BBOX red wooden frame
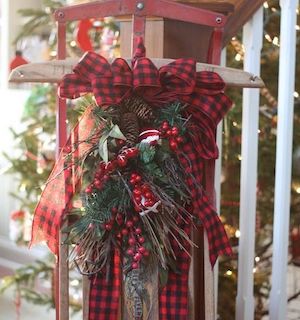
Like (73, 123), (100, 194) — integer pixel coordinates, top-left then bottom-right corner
(54, 1), (226, 319)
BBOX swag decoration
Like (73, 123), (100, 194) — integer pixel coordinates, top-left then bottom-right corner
(31, 38), (233, 319)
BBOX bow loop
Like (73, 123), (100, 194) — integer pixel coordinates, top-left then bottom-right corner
(159, 59), (196, 95)
(59, 73), (91, 100)
(111, 58), (133, 102)
(132, 57), (162, 97)
(195, 71), (225, 95)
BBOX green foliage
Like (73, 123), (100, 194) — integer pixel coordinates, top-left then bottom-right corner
(153, 101), (188, 131)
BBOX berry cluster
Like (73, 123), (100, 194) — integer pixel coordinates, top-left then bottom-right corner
(129, 173), (158, 210)
(85, 147), (139, 194)
(85, 162), (109, 194)
(117, 147), (139, 167)
(124, 218), (149, 269)
(159, 121), (184, 151)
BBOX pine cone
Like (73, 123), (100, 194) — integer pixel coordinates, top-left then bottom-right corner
(120, 113), (139, 147)
(122, 96), (153, 121)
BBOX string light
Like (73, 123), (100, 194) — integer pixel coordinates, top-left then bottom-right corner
(40, 184), (46, 191)
(235, 53), (242, 61)
(238, 154), (242, 161)
(235, 229), (241, 238)
(226, 270), (233, 276)
(271, 7), (277, 12)
(37, 168), (44, 174)
(272, 36), (280, 46)
(232, 121), (238, 127)
(255, 256), (260, 262)
(70, 40), (77, 47)
(263, 2), (269, 9)
(253, 267), (257, 273)
(295, 25), (300, 31)
(296, 187), (300, 194)
(70, 279), (80, 286)
(265, 34), (272, 42)
(294, 91), (299, 98)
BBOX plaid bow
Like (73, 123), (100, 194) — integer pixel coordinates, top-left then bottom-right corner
(31, 39), (232, 319)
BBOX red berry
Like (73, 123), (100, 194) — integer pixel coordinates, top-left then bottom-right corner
(121, 228), (129, 236)
(117, 155), (127, 167)
(126, 220), (133, 228)
(133, 188), (142, 196)
(162, 121), (169, 130)
(171, 126), (179, 136)
(99, 162), (106, 170)
(128, 238), (136, 246)
(141, 185), (150, 192)
(134, 253), (142, 261)
(127, 248), (134, 256)
(166, 130), (172, 137)
(125, 148), (139, 158)
(129, 178), (136, 185)
(169, 140), (178, 151)
(176, 136), (184, 143)
(133, 216), (139, 222)
(131, 173), (137, 179)
(147, 200), (155, 207)
(131, 262), (139, 269)
(138, 236), (145, 244)
(135, 228), (142, 235)
(94, 179), (102, 189)
(144, 200), (152, 207)
(135, 175), (142, 183)
(107, 160), (117, 172)
(143, 249), (149, 257)
(134, 195), (142, 203)
(85, 186), (93, 193)
(144, 192), (153, 199)
(103, 175), (110, 182)
(138, 247), (146, 254)
(105, 223), (112, 231)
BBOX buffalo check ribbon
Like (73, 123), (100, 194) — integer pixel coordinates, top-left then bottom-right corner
(31, 38), (232, 319)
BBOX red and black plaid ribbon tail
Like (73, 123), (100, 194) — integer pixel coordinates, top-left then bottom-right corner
(159, 222), (191, 319)
(31, 106), (96, 253)
(89, 249), (121, 320)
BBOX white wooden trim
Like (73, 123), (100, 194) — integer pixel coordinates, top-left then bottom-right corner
(269, 0), (299, 319)
(235, 6), (263, 320)
(213, 48), (226, 319)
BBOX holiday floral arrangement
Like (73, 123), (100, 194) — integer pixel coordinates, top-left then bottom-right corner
(31, 40), (233, 319)
(66, 98), (193, 276)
